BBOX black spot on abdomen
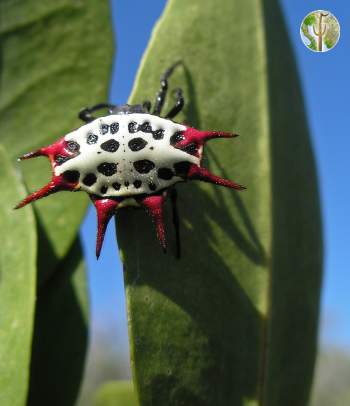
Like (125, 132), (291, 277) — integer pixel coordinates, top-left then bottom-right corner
(62, 170), (80, 183)
(100, 185), (108, 194)
(174, 161), (191, 177)
(97, 162), (118, 176)
(100, 124), (109, 135)
(128, 137), (147, 152)
(110, 122), (119, 134)
(157, 168), (174, 180)
(55, 155), (70, 165)
(101, 139), (119, 152)
(128, 121), (138, 133)
(66, 140), (80, 152)
(182, 143), (197, 155)
(82, 173), (97, 186)
(112, 182), (121, 191)
(170, 131), (184, 145)
(87, 133), (98, 144)
(133, 180), (142, 188)
(139, 121), (152, 133)
(152, 129), (164, 140)
(148, 182), (157, 191)
(133, 160), (155, 174)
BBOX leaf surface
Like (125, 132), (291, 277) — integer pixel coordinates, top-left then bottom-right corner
(0, 0), (114, 275)
(116, 0), (322, 405)
(0, 1), (114, 404)
(0, 146), (36, 406)
(27, 239), (88, 406)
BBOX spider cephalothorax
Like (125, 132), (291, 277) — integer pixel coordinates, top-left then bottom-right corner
(16, 62), (245, 258)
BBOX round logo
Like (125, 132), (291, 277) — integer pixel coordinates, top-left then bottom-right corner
(300, 10), (340, 52)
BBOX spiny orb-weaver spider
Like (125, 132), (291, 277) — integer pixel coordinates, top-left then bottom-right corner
(16, 62), (245, 258)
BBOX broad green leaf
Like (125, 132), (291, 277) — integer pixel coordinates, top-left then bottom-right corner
(27, 238), (88, 406)
(94, 381), (139, 406)
(0, 1), (113, 404)
(0, 146), (36, 406)
(116, 0), (322, 405)
(0, 0), (114, 276)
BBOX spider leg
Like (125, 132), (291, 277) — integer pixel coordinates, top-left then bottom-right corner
(79, 103), (116, 123)
(170, 188), (181, 259)
(152, 60), (182, 116)
(165, 88), (185, 119)
(142, 100), (152, 113)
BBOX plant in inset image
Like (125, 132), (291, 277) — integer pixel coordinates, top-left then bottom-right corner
(301, 10), (340, 52)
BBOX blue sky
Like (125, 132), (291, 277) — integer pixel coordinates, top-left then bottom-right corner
(80, 0), (350, 361)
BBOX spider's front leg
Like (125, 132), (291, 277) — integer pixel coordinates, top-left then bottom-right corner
(165, 88), (185, 119)
(152, 60), (183, 117)
(79, 103), (115, 123)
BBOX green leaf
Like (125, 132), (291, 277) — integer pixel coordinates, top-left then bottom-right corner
(0, 1), (114, 404)
(0, 145), (36, 406)
(94, 381), (139, 406)
(116, 0), (322, 405)
(0, 0), (114, 273)
(27, 239), (89, 406)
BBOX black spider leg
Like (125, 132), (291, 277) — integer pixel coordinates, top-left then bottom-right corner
(152, 60), (183, 117)
(79, 103), (116, 123)
(165, 88), (185, 119)
(142, 100), (152, 112)
(170, 188), (181, 259)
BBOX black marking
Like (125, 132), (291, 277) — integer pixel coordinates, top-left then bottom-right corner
(158, 167), (174, 180)
(100, 185), (108, 194)
(152, 129), (164, 140)
(110, 122), (119, 134)
(55, 155), (69, 165)
(62, 170), (80, 183)
(128, 137), (147, 152)
(182, 142), (197, 155)
(82, 173), (97, 186)
(101, 139), (119, 152)
(97, 162), (118, 176)
(133, 160), (155, 174)
(150, 146), (154, 150)
(124, 181), (130, 187)
(149, 182), (157, 191)
(112, 182), (121, 191)
(101, 124), (109, 135)
(87, 133), (98, 144)
(170, 131), (184, 145)
(133, 180), (142, 188)
(139, 121), (152, 133)
(66, 140), (80, 152)
(128, 121), (138, 133)
(174, 161), (191, 177)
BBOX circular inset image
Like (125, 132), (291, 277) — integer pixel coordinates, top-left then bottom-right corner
(300, 10), (340, 52)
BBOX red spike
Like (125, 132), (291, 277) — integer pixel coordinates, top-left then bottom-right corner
(188, 164), (246, 190)
(14, 174), (78, 209)
(182, 127), (238, 145)
(15, 179), (61, 209)
(91, 198), (119, 259)
(18, 148), (45, 161)
(198, 130), (239, 141)
(18, 137), (76, 164)
(139, 195), (167, 251)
